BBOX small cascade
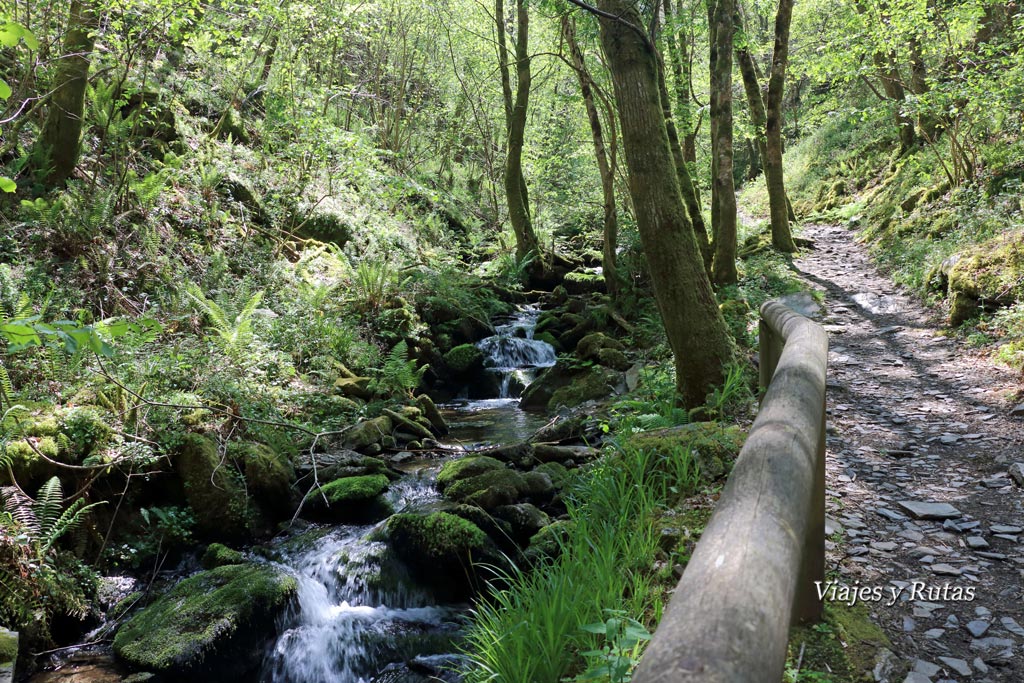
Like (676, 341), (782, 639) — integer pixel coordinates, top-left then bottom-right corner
(263, 476), (462, 683)
(475, 306), (556, 398)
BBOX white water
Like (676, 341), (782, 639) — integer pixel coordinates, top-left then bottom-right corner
(475, 306), (556, 398)
(263, 476), (461, 683)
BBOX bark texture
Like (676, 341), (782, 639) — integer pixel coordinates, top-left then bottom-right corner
(594, 1), (735, 408)
(764, 0), (797, 252)
(708, 0), (738, 284)
(35, 0), (98, 187)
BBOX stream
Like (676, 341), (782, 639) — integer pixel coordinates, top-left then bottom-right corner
(25, 307), (555, 683)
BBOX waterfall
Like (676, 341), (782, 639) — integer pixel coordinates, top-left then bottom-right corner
(475, 307), (556, 399)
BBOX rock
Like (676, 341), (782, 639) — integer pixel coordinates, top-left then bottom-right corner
(113, 564), (296, 679)
(575, 332), (625, 361)
(303, 474), (392, 522)
(1011, 404), (1024, 417)
(937, 657), (971, 676)
(532, 444), (597, 464)
(415, 394), (449, 435)
(442, 344), (485, 376)
(897, 501), (962, 520)
(382, 409), (433, 441)
(990, 524), (1023, 534)
(912, 659), (941, 677)
(522, 362), (620, 412)
(174, 433), (251, 539)
(521, 471), (556, 500)
(619, 423), (746, 484)
(297, 449), (391, 482)
(385, 512), (504, 598)
(201, 543), (244, 569)
(0, 629), (16, 683)
(965, 536), (989, 550)
(334, 376), (373, 400)
(342, 415), (393, 451)
(492, 504), (550, 545)
(902, 672), (931, 683)
(234, 442), (297, 519)
(930, 563), (962, 576)
(1009, 462), (1024, 487)
(871, 541), (898, 551)
(1001, 617), (1024, 636)
(524, 519), (576, 566)
(965, 620), (990, 637)
(531, 412), (590, 443)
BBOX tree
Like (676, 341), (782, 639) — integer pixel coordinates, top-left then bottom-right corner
(734, 0), (797, 252)
(32, 0), (99, 188)
(589, 0), (736, 408)
(495, 0), (543, 270)
(708, 0), (738, 284)
(561, 15), (620, 297)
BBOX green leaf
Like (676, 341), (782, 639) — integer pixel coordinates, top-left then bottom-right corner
(0, 323), (39, 345)
(0, 176), (15, 193)
(0, 24), (19, 47)
(0, 78), (11, 100)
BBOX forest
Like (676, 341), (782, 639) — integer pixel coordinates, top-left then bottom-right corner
(1, 0), (1022, 681)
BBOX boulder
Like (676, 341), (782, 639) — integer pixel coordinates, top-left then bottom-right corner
(415, 394), (449, 435)
(113, 564), (296, 680)
(384, 512), (503, 599)
(334, 376), (373, 401)
(382, 409), (433, 441)
(575, 332), (624, 360)
(174, 434), (250, 539)
(548, 365), (621, 411)
(342, 415), (393, 451)
(234, 443), (297, 519)
(947, 232), (1024, 326)
(0, 629), (16, 682)
(296, 449), (392, 482)
(436, 456), (528, 510)
(620, 423), (746, 485)
(201, 544), (244, 569)
(524, 520), (576, 566)
(492, 504), (550, 545)
(303, 474), (392, 522)
(442, 344), (485, 376)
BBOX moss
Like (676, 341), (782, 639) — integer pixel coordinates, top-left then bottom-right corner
(23, 416), (59, 437)
(548, 365), (619, 411)
(174, 433), (250, 539)
(524, 520), (576, 565)
(201, 543), (244, 569)
(113, 564), (296, 677)
(59, 406), (113, 459)
(341, 415), (392, 451)
(443, 343), (484, 375)
(787, 602), (891, 682)
(533, 461), (570, 489)
(947, 231), (1024, 325)
(436, 456), (504, 491)
(232, 442), (296, 518)
(562, 270), (606, 294)
(0, 629), (17, 664)
(443, 467), (528, 510)
(110, 592), (144, 619)
(621, 422), (746, 484)
(576, 332), (624, 360)
(534, 330), (563, 352)
(387, 512), (487, 560)
(303, 474), (392, 521)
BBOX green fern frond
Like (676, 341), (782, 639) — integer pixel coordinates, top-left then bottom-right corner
(2, 486), (39, 538)
(34, 476), (65, 538)
(38, 497), (105, 558)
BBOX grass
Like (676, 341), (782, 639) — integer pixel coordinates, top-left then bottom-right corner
(462, 429), (707, 682)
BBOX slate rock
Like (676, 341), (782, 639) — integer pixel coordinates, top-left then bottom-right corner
(965, 620), (990, 637)
(897, 501), (962, 520)
(937, 657), (971, 676)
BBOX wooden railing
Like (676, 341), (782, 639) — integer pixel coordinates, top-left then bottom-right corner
(633, 300), (829, 683)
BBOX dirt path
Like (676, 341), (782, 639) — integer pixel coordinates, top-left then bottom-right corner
(790, 224), (1024, 682)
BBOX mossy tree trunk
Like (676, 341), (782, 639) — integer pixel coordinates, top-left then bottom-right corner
(708, 0), (738, 285)
(764, 0), (798, 252)
(495, 0), (543, 271)
(664, 0), (698, 165)
(33, 0), (98, 188)
(593, 0), (736, 409)
(562, 16), (620, 298)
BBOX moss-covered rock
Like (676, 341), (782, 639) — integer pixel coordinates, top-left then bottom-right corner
(113, 564), (296, 680)
(341, 415), (393, 451)
(620, 422), (746, 485)
(436, 456), (530, 510)
(201, 543), (244, 569)
(533, 462), (570, 489)
(492, 503), (550, 545)
(233, 443), (297, 519)
(435, 456), (505, 490)
(562, 270), (606, 295)
(548, 365), (620, 411)
(334, 376), (373, 401)
(946, 231), (1024, 326)
(415, 394), (449, 435)
(174, 434), (250, 539)
(575, 332), (624, 360)
(303, 474), (392, 522)
(382, 408), (433, 441)
(524, 520), (576, 566)
(442, 344), (485, 375)
(59, 406), (113, 460)
(385, 512), (502, 598)
(0, 628), (17, 671)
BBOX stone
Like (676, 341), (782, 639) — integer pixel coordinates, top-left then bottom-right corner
(965, 536), (989, 549)
(937, 657), (971, 676)
(965, 620), (990, 637)
(990, 524), (1023, 534)
(173, 433), (251, 539)
(113, 564), (296, 679)
(897, 501), (962, 520)
(876, 507), (908, 522)
(1000, 617), (1024, 637)
(1009, 462), (1024, 486)
(930, 563), (961, 575)
(1010, 404), (1024, 417)
(902, 672), (931, 683)
(342, 415), (393, 451)
(923, 628), (946, 639)
(971, 657), (988, 674)
(302, 474), (392, 522)
(415, 394), (449, 435)
(871, 541), (898, 551)
(912, 659), (941, 677)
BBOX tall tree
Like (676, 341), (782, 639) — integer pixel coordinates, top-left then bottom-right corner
(708, 0), (738, 284)
(589, 1), (735, 408)
(495, 0), (543, 269)
(663, 0), (699, 164)
(33, 0), (99, 187)
(561, 15), (620, 297)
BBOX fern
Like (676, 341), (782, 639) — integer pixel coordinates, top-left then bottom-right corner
(184, 283), (264, 364)
(2, 477), (104, 561)
(376, 340), (427, 397)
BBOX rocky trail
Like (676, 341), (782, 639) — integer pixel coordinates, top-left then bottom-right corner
(790, 224), (1024, 682)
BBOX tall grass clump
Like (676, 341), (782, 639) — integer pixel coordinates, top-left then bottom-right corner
(463, 439), (701, 682)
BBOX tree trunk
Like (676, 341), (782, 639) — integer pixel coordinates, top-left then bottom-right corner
(663, 0), (697, 165)
(562, 16), (619, 298)
(656, 48), (711, 272)
(764, 0), (797, 252)
(593, 1), (735, 409)
(34, 0), (98, 188)
(495, 0), (543, 268)
(709, 0), (738, 285)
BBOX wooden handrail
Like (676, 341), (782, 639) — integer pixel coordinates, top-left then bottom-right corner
(633, 300), (828, 683)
